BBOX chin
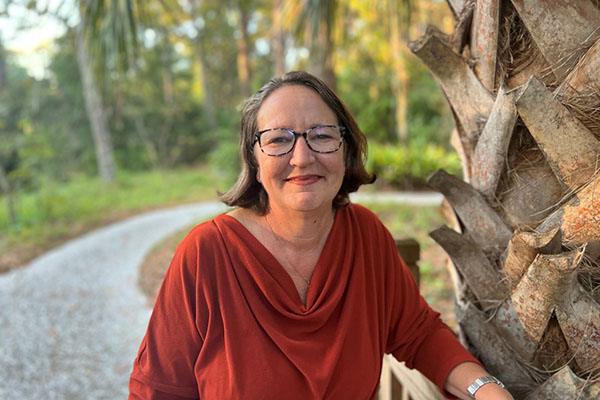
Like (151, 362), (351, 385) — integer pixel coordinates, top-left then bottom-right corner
(288, 194), (334, 213)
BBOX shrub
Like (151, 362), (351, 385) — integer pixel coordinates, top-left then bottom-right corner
(366, 142), (462, 189)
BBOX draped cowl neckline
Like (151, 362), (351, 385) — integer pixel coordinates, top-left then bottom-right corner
(215, 209), (355, 318)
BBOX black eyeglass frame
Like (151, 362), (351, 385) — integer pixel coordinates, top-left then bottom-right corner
(254, 125), (346, 157)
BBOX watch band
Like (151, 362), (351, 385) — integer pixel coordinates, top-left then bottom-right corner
(467, 376), (505, 399)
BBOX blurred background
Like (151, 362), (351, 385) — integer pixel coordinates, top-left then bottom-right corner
(0, 0), (460, 320)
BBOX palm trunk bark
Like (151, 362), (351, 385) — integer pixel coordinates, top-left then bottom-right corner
(411, 0), (600, 398)
(76, 20), (116, 183)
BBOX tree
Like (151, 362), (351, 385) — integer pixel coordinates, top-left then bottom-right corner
(76, 12), (116, 182)
(410, 0), (600, 397)
(272, 0), (286, 77)
(386, 0), (411, 142)
(289, 0), (338, 89)
(235, 0), (253, 98)
(0, 39), (16, 225)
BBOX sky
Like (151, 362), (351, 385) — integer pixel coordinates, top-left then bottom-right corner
(1, 0), (74, 78)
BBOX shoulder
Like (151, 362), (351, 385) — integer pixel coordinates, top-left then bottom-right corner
(168, 214), (230, 271)
(177, 216), (222, 250)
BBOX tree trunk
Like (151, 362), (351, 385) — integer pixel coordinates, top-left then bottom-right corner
(191, 1), (217, 135)
(76, 21), (116, 183)
(0, 41), (16, 225)
(272, 0), (286, 77)
(236, 0), (252, 98)
(411, 0), (600, 398)
(0, 164), (16, 226)
(389, 0), (409, 143)
(158, 34), (175, 166)
(305, 0), (337, 90)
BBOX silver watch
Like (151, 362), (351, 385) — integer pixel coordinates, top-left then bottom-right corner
(467, 376), (505, 399)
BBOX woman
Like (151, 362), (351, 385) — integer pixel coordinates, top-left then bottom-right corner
(129, 71), (513, 399)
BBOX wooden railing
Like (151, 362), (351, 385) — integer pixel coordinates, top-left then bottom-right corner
(377, 239), (446, 400)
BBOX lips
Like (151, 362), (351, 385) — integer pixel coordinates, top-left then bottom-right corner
(285, 175), (322, 185)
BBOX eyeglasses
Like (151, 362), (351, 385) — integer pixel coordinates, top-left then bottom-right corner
(254, 125), (345, 157)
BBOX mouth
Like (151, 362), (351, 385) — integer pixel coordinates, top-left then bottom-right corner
(284, 175), (323, 185)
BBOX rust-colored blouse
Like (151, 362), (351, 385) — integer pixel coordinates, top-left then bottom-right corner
(129, 204), (478, 399)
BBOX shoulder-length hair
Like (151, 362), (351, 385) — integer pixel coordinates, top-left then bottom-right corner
(220, 71), (375, 215)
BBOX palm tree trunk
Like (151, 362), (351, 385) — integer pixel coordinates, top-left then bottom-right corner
(76, 21), (116, 183)
(305, 0), (337, 90)
(272, 0), (286, 77)
(411, 0), (600, 398)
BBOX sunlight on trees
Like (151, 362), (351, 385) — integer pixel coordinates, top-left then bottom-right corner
(0, 0), (459, 227)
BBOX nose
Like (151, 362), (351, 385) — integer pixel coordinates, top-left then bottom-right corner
(289, 135), (316, 167)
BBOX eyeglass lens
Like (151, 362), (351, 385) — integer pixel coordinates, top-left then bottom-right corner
(259, 126), (343, 156)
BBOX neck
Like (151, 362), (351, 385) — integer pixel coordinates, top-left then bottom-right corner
(265, 205), (335, 252)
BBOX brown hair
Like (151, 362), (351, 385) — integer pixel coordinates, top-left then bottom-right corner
(220, 71), (375, 214)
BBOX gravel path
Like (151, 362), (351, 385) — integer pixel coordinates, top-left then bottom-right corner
(350, 191), (443, 205)
(0, 202), (227, 400)
(0, 192), (441, 399)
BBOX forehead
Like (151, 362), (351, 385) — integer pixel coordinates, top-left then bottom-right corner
(257, 85), (337, 129)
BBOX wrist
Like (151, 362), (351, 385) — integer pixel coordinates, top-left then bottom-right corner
(467, 376), (505, 399)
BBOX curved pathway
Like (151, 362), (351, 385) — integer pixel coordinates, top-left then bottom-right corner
(0, 203), (227, 400)
(0, 193), (441, 399)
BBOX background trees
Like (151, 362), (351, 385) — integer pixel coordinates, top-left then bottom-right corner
(0, 0), (460, 250)
(0, 0), (456, 190)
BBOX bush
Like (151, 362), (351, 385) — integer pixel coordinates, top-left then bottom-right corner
(366, 142), (462, 189)
(207, 139), (241, 192)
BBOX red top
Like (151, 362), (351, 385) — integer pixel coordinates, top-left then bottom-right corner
(129, 204), (478, 399)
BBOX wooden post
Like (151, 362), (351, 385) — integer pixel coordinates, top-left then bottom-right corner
(395, 238), (420, 285)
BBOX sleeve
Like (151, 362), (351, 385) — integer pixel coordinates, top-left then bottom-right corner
(129, 232), (206, 399)
(383, 231), (481, 399)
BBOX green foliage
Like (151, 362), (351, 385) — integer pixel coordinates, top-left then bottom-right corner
(0, 166), (220, 240)
(366, 141), (461, 188)
(405, 56), (454, 149)
(1, 0), (459, 206)
(337, 62), (396, 143)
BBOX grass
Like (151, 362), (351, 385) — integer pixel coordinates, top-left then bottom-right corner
(0, 165), (224, 272)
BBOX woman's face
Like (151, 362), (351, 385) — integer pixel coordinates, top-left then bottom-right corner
(255, 85), (346, 215)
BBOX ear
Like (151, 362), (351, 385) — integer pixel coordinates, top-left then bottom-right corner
(256, 168), (262, 183)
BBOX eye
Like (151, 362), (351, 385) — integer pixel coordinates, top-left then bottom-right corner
(310, 126), (339, 141)
(263, 129), (294, 145)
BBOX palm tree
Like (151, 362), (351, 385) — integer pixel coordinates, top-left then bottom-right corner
(76, 9), (117, 182)
(76, 0), (139, 182)
(410, 0), (600, 398)
(288, 0), (337, 89)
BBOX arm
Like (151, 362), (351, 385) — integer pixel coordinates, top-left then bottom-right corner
(444, 362), (514, 400)
(129, 230), (207, 399)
